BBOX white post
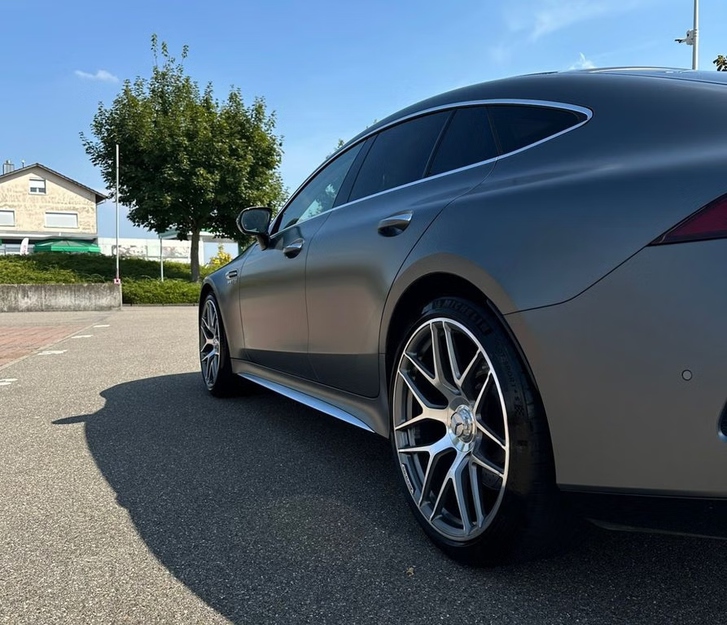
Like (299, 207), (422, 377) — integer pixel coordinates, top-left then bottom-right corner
(115, 144), (121, 284)
(692, 0), (699, 70)
(159, 236), (164, 282)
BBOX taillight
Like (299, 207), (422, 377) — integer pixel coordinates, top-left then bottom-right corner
(651, 194), (727, 245)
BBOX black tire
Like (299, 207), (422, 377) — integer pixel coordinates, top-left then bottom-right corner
(199, 293), (248, 397)
(390, 296), (573, 565)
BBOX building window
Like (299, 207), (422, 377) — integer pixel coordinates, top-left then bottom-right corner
(0, 210), (15, 226)
(29, 177), (47, 194)
(45, 212), (78, 229)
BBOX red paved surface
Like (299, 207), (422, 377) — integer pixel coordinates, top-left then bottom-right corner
(0, 325), (85, 368)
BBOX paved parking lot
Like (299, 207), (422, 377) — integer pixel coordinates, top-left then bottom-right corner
(1, 306), (726, 624)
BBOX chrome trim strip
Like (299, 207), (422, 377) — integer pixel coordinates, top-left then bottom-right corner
(273, 99), (593, 235)
(239, 372), (375, 433)
(358, 99), (593, 141)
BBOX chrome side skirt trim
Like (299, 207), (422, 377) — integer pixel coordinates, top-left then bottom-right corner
(239, 372), (375, 433)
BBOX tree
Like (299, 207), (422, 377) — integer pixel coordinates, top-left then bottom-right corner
(715, 55), (727, 71)
(81, 35), (285, 281)
(207, 243), (233, 271)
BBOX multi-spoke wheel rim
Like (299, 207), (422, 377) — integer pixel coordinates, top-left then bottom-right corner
(393, 317), (509, 542)
(200, 298), (222, 388)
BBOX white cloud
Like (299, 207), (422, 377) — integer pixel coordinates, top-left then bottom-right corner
(569, 52), (596, 70)
(74, 69), (119, 83)
(505, 0), (654, 41)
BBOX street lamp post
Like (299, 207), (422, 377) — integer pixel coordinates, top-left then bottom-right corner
(115, 144), (121, 285)
(692, 0), (699, 71)
(675, 0), (699, 70)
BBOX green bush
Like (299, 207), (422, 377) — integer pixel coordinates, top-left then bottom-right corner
(0, 253), (209, 305)
(121, 279), (201, 305)
(0, 253), (212, 284)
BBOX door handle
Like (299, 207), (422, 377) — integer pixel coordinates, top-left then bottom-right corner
(377, 212), (412, 237)
(283, 238), (305, 258)
(225, 269), (238, 279)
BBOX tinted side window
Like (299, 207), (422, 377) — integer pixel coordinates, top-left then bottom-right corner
(348, 112), (449, 202)
(488, 105), (585, 155)
(428, 106), (498, 176)
(277, 143), (363, 232)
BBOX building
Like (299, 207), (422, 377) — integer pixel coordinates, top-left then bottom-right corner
(0, 161), (108, 254)
(96, 237), (196, 264)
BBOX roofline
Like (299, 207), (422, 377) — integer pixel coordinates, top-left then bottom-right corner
(0, 162), (109, 203)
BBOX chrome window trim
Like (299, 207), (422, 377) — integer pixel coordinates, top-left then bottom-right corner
(273, 99), (593, 236)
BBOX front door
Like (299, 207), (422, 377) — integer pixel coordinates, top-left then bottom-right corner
(238, 142), (363, 380)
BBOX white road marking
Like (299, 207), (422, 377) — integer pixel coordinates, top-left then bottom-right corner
(38, 350), (67, 355)
(0, 378), (17, 386)
(93, 324), (110, 328)
(72, 335), (93, 339)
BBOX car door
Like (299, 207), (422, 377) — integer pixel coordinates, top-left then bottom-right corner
(238, 143), (363, 379)
(305, 106), (499, 397)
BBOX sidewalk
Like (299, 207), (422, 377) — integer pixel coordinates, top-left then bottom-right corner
(0, 311), (111, 369)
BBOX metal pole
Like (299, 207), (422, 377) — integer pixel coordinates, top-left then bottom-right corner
(692, 0), (699, 70)
(159, 236), (164, 282)
(115, 144), (120, 284)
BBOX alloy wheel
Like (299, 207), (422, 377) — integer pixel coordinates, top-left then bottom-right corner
(200, 298), (222, 388)
(393, 317), (510, 541)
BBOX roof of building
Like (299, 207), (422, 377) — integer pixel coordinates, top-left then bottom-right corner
(0, 162), (109, 203)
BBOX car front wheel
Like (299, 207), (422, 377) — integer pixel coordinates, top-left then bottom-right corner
(199, 293), (240, 397)
(391, 297), (569, 565)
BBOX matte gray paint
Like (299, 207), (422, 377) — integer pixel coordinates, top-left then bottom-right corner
(506, 241), (727, 495)
(204, 70), (727, 501)
(238, 216), (331, 379)
(306, 160), (496, 396)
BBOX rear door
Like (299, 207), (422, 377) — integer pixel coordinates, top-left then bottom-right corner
(305, 106), (499, 396)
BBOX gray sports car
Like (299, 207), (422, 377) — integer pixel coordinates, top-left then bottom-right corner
(199, 68), (727, 565)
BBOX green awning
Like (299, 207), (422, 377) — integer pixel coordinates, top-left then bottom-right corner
(33, 239), (101, 254)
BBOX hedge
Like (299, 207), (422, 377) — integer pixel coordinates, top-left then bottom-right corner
(0, 253), (208, 305)
(121, 279), (201, 305)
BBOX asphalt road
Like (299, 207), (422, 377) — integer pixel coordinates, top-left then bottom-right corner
(1, 306), (726, 624)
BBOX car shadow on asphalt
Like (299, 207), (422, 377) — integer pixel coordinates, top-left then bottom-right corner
(54, 373), (727, 624)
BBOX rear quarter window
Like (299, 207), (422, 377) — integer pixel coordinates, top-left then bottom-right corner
(488, 105), (586, 155)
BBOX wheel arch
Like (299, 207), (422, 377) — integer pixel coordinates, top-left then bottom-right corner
(199, 281), (215, 315)
(382, 268), (542, 409)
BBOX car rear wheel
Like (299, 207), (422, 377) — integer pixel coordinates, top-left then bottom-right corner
(391, 297), (569, 565)
(199, 293), (243, 397)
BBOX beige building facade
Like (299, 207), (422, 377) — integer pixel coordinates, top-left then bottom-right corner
(0, 163), (107, 249)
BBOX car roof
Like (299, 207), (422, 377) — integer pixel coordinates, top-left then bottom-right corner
(348, 68), (727, 146)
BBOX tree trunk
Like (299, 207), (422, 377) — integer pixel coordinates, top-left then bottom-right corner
(190, 229), (201, 282)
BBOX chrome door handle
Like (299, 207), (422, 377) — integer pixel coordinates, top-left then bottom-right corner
(283, 238), (305, 258)
(377, 212), (412, 237)
(225, 269), (238, 279)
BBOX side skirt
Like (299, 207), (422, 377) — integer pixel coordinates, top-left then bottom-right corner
(231, 358), (390, 437)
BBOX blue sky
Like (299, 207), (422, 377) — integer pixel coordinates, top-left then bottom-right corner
(1, 0), (725, 241)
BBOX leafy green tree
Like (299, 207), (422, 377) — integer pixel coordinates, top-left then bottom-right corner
(715, 55), (727, 71)
(81, 35), (285, 281)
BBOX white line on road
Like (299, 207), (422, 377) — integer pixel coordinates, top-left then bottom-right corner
(72, 335), (93, 339)
(38, 350), (67, 355)
(93, 324), (110, 328)
(0, 378), (17, 386)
